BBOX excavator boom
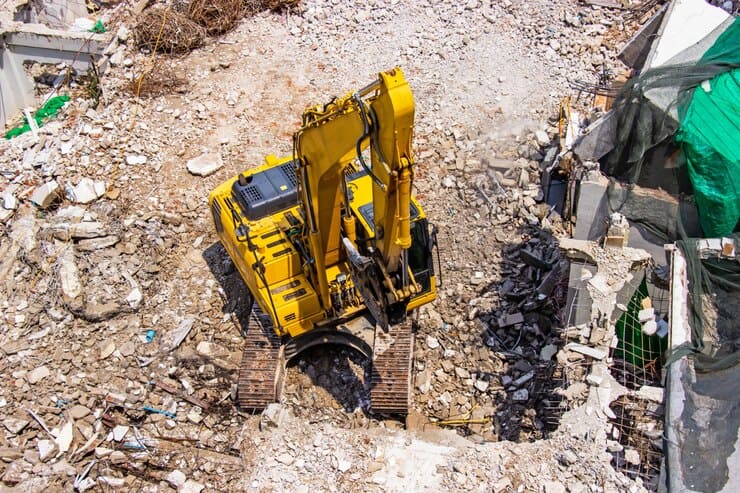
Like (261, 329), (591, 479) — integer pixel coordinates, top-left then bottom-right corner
(295, 68), (417, 314)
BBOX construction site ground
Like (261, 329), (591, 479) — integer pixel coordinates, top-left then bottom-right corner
(0, 1), (664, 491)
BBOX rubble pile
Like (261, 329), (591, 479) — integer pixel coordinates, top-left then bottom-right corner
(238, 403), (633, 493)
(0, 0), (662, 490)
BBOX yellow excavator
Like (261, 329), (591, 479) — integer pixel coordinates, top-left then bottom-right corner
(208, 67), (439, 414)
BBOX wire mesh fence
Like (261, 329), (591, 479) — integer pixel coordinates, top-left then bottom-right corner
(556, 256), (667, 491)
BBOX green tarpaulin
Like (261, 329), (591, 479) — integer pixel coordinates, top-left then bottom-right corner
(4, 95), (70, 139)
(675, 18), (740, 237)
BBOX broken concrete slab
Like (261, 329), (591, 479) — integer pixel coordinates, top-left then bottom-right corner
(77, 302), (122, 322)
(76, 235), (120, 251)
(565, 343), (606, 360)
(27, 365), (51, 384)
(67, 178), (106, 204)
(169, 318), (195, 351)
(3, 417), (29, 435)
(519, 248), (552, 270)
(48, 221), (107, 240)
(57, 245), (82, 302)
(498, 312), (524, 328)
(645, 0), (731, 69)
(30, 180), (61, 208)
(637, 385), (664, 403)
(186, 152), (223, 177)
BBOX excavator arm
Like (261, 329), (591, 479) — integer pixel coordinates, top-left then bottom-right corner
(294, 68), (418, 321)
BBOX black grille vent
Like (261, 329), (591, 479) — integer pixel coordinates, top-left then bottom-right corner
(284, 313), (297, 322)
(279, 162), (298, 187)
(211, 200), (223, 233)
(231, 160), (299, 220)
(243, 185), (263, 202)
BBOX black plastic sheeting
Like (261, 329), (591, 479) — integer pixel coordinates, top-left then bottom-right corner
(663, 237), (740, 493)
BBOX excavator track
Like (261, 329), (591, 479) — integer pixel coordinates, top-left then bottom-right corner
(237, 306), (284, 411)
(370, 321), (414, 414)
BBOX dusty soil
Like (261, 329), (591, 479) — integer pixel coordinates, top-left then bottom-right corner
(0, 0), (663, 491)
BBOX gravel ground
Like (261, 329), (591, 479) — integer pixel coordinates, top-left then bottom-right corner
(0, 0), (662, 491)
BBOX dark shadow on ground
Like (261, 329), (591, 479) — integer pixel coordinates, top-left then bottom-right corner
(472, 223), (571, 442)
(203, 241), (253, 326)
(202, 241), (374, 417)
(285, 344), (371, 416)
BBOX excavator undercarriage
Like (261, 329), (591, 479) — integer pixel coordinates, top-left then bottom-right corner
(236, 292), (415, 414)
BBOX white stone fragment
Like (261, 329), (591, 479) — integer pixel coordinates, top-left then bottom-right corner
(68, 178), (106, 204)
(38, 439), (57, 461)
(187, 152), (223, 177)
(30, 181), (60, 208)
(181, 480), (205, 493)
(28, 365), (50, 384)
(111, 425), (129, 442)
(126, 154), (147, 165)
(125, 287), (143, 309)
(426, 335), (440, 349)
(166, 469), (187, 488)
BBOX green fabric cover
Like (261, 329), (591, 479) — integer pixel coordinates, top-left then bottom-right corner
(5, 95), (70, 139)
(675, 18), (740, 237)
(614, 276), (667, 369)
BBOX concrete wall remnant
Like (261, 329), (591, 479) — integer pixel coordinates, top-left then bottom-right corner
(665, 241), (740, 493)
(14, 0), (89, 30)
(0, 21), (111, 130)
(0, 36), (36, 131)
(645, 0), (731, 69)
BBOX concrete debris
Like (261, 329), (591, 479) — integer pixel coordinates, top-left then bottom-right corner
(196, 341), (229, 358)
(186, 152), (224, 176)
(0, 0), (663, 490)
(37, 439), (57, 462)
(638, 307), (654, 322)
(540, 344), (558, 361)
(169, 318), (196, 351)
(54, 420), (74, 456)
(497, 312), (524, 327)
(544, 481), (567, 493)
(426, 335), (440, 349)
(260, 403), (287, 430)
(30, 180), (61, 208)
(67, 178), (106, 204)
(126, 154), (147, 165)
(99, 340), (116, 359)
(76, 235), (121, 251)
(181, 480), (206, 493)
(636, 386), (664, 403)
(125, 287), (143, 308)
(624, 448), (641, 466)
(564, 343), (607, 360)
(2, 185), (19, 210)
(111, 425), (129, 442)
(3, 418), (29, 435)
(49, 221), (108, 240)
(57, 245), (82, 301)
(98, 476), (126, 488)
(68, 405), (91, 420)
(166, 469), (187, 488)
(512, 389), (529, 401)
(27, 365), (51, 384)
(642, 320), (657, 335)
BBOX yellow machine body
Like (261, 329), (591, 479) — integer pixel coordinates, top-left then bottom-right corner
(208, 68), (437, 340)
